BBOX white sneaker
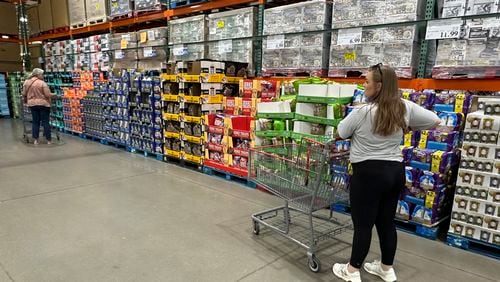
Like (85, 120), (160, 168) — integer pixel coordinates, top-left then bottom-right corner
(363, 260), (397, 282)
(33, 139), (39, 145)
(333, 263), (362, 282)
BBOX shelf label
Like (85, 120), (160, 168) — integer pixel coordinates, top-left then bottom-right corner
(218, 40), (233, 54)
(173, 45), (188, 56)
(114, 50), (124, 59)
(337, 28), (362, 45)
(266, 35), (285, 50)
(217, 20), (225, 29)
(426, 19), (463, 40)
(120, 39), (128, 49)
(147, 30), (156, 41)
(344, 51), (357, 61)
(143, 47), (155, 58)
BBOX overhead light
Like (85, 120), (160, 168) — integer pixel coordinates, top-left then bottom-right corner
(30, 41), (43, 45)
(1, 36), (9, 39)
(190, 5), (201, 8)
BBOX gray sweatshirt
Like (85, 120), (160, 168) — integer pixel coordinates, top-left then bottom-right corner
(338, 99), (440, 163)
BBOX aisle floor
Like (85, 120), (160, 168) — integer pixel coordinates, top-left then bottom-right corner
(0, 119), (498, 282)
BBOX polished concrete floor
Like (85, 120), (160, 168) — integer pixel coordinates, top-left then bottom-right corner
(0, 119), (498, 282)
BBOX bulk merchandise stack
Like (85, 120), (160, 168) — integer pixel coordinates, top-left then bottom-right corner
(108, 0), (134, 20)
(103, 71), (130, 146)
(82, 76), (107, 140)
(397, 90), (473, 237)
(0, 74), (9, 117)
(168, 15), (207, 63)
(62, 71), (93, 134)
(434, 2), (500, 79)
(129, 72), (164, 157)
(448, 97), (500, 251)
(6, 72), (24, 118)
(46, 72), (72, 130)
(137, 27), (168, 71)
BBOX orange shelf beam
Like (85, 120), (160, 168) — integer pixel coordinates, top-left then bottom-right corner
(0, 37), (21, 43)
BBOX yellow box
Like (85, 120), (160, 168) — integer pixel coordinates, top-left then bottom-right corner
(184, 96), (202, 104)
(162, 94), (179, 102)
(178, 74), (200, 83)
(202, 94), (224, 104)
(200, 73), (224, 83)
(164, 131), (181, 139)
(163, 113), (180, 121)
(165, 149), (181, 159)
(184, 153), (203, 164)
(183, 115), (203, 124)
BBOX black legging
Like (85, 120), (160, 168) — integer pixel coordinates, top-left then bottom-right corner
(349, 160), (404, 269)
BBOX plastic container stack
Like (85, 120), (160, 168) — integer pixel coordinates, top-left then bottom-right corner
(0, 74), (10, 117)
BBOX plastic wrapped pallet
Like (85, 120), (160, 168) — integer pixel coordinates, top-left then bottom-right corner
(138, 47), (167, 70)
(262, 32), (330, 76)
(169, 15), (207, 44)
(112, 49), (138, 69)
(111, 32), (138, 50)
(169, 44), (206, 62)
(207, 7), (256, 41)
(90, 52), (110, 71)
(432, 16), (500, 78)
(208, 39), (253, 65)
(85, 0), (108, 25)
(89, 34), (111, 52)
(137, 27), (168, 47)
(264, 0), (332, 35)
(135, 0), (166, 13)
(329, 24), (419, 78)
(108, 0), (133, 18)
(68, 0), (87, 28)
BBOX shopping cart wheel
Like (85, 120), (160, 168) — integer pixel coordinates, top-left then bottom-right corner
(308, 255), (321, 273)
(252, 220), (260, 235)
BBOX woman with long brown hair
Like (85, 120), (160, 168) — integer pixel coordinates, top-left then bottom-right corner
(332, 64), (440, 282)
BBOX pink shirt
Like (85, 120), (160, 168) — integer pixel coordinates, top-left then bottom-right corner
(22, 77), (52, 108)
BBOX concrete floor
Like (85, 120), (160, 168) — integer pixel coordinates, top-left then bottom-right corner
(0, 119), (498, 282)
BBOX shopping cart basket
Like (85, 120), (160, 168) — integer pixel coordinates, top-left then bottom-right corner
(249, 138), (352, 272)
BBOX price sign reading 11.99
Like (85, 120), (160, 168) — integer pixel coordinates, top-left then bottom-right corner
(425, 18), (463, 40)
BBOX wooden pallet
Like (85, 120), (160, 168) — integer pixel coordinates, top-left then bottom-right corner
(87, 17), (107, 26)
(109, 13), (134, 21)
(134, 8), (163, 17)
(447, 233), (500, 260)
(101, 139), (128, 149)
(70, 22), (86, 30)
(202, 166), (256, 188)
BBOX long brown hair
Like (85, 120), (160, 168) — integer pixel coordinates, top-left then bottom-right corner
(369, 64), (406, 136)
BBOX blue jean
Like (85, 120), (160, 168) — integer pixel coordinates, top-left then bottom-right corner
(30, 106), (51, 141)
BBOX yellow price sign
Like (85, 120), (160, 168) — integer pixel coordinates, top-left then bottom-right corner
(344, 51), (356, 61)
(140, 32), (147, 43)
(418, 130), (428, 149)
(120, 39), (128, 49)
(425, 191), (436, 209)
(217, 20), (225, 29)
(455, 93), (465, 113)
(113, 2), (118, 8)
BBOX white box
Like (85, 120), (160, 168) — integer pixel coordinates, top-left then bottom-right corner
(340, 84), (357, 97)
(296, 103), (315, 116)
(298, 84), (328, 97)
(327, 84), (340, 98)
(293, 121), (313, 135)
(257, 101), (291, 113)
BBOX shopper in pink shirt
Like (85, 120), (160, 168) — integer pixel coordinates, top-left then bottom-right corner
(22, 68), (56, 145)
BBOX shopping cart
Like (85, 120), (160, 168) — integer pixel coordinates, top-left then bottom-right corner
(20, 95), (61, 144)
(249, 138), (352, 272)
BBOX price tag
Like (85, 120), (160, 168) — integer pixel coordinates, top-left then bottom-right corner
(120, 39), (128, 49)
(344, 51), (357, 61)
(266, 35), (285, 49)
(217, 20), (225, 29)
(147, 30), (156, 41)
(337, 28), (362, 45)
(209, 27), (217, 35)
(173, 45), (188, 56)
(362, 45), (377, 56)
(143, 47), (154, 58)
(114, 50), (124, 59)
(425, 18), (463, 40)
(218, 40), (232, 53)
(140, 32), (147, 43)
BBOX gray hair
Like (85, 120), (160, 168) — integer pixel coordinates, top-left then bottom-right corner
(31, 68), (44, 78)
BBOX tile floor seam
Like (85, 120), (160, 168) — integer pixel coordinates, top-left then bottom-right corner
(0, 260), (14, 282)
(0, 171), (156, 204)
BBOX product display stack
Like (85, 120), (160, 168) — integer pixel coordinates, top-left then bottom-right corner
(168, 15), (207, 63)
(111, 32), (138, 70)
(433, 3), (500, 79)
(161, 73), (183, 161)
(108, 0), (134, 20)
(46, 72), (72, 130)
(134, 0), (166, 14)
(206, 7), (256, 75)
(103, 71), (130, 146)
(137, 27), (168, 71)
(62, 71), (94, 134)
(6, 72), (23, 118)
(448, 97), (500, 249)
(397, 90), (472, 229)
(262, 0), (332, 76)
(0, 74), (10, 117)
(129, 72), (163, 155)
(83, 79), (106, 140)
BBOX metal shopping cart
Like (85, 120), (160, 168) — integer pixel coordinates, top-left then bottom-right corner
(20, 95), (61, 144)
(249, 138), (352, 273)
